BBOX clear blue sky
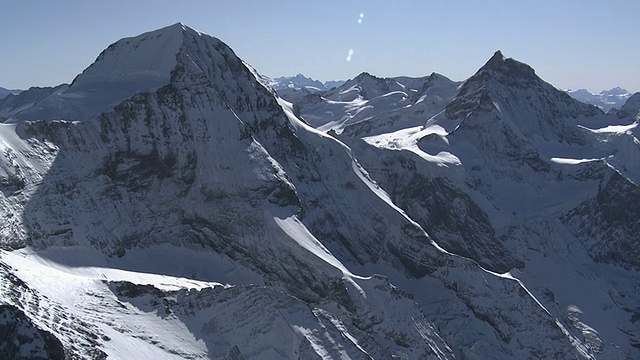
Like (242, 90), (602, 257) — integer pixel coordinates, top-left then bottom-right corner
(2, 0), (639, 92)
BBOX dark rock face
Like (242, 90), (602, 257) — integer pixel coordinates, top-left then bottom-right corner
(446, 51), (597, 146)
(351, 149), (520, 273)
(617, 92), (640, 119)
(0, 305), (65, 360)
(398, 175), (520, 272)
(562, 172), (640, 269)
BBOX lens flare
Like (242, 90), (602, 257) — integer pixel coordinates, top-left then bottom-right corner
(358, 13), (364, 24)
(346, 49), (354, 62)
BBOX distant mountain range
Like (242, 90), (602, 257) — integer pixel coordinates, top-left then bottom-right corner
(268, 75), (633, 114)
(267, 74), (345, 92)
(0, 85), (68, 121)
(566, 87), (632, 112)
(0, 87), (21, 100)
(3, 79), (631, 114)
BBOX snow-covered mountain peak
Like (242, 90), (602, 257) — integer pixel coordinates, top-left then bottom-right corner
(83, 22), (200, 74)
(266, 74), (346, 96)
(446, 50), (599, 123)
(441, 51), (609, 165)
(269, 73), (327, 92)
(289, 71), (460, 136)
(425, 71), (451, 84)
(344, 71), (385, 88)
(9, 22), (252, 123)
(275, 48), (640, 359)
(333, 72), (401, 101)
(445, 51), (531, 121)
(604, 86), (629, 96)
(350, 71), (390, 86)
(72, 23), (185, 85)
(352, 71), (380, 81)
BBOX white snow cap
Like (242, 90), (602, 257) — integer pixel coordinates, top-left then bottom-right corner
(10, 23), (201, 123)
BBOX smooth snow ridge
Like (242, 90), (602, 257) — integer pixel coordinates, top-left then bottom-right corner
(273, 215), (366, 279)
(9, 23), (188, 123)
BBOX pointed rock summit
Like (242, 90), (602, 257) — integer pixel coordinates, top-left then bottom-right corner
(446, 50), (598, 122)
(482, 50), (506, 70)
(474, 50), (538, 87)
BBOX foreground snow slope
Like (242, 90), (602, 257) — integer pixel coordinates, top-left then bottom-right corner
(0, 25), (637, 359)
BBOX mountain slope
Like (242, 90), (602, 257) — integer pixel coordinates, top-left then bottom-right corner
(0, 23), (454, 359)
(299, 50), (640, 358)
(2, 23), (447, 358)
